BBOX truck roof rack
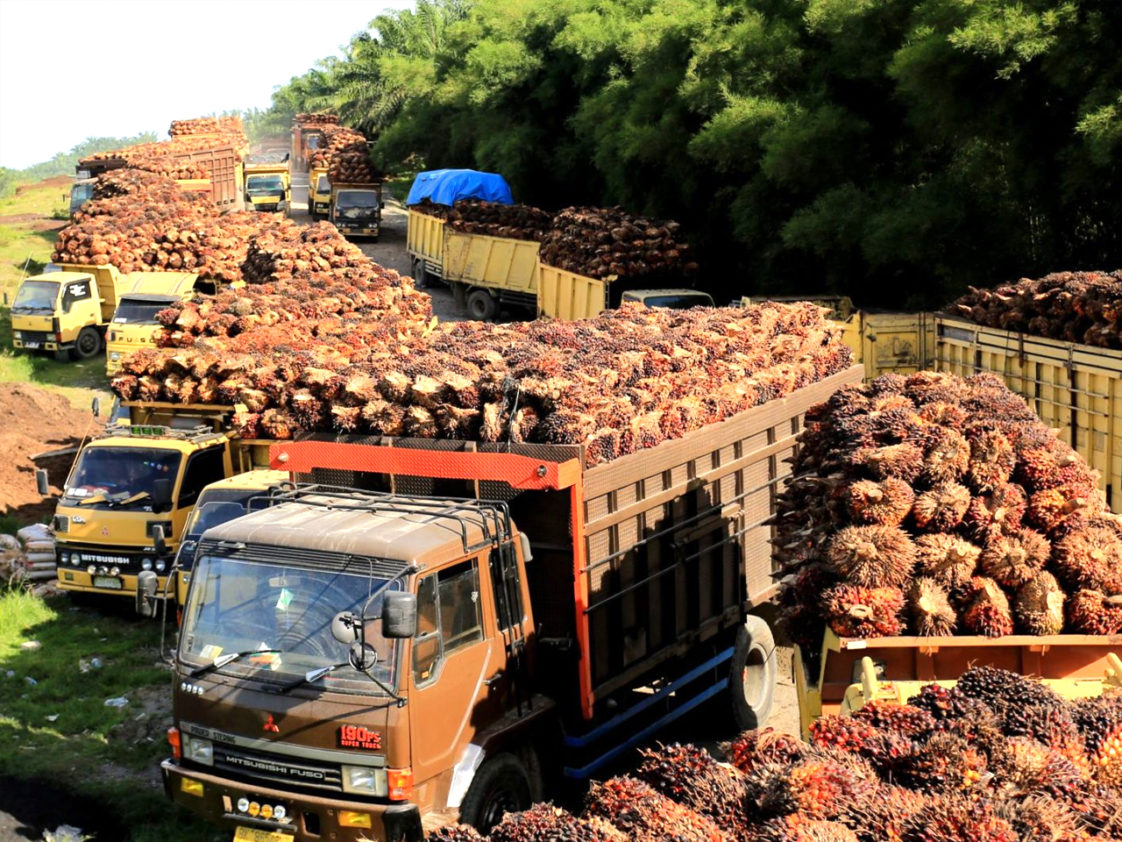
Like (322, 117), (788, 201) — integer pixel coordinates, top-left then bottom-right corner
(106, 423), (225, 445)
(267, 483), (515, 557)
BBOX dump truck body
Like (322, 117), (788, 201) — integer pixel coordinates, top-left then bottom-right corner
(105, 272), (198, 375)
(52, 402), (272, 600)
(11, 264), (120, 359)
(161, 366), (861, 841)
(245, 163), (291, 213)
(934, 314), (1122, 509)
(76, 144), (244, 211)
(794, 629), (1122, 737)
(330, 182), (382, 239)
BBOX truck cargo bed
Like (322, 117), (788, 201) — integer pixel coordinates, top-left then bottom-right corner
(934, 314), (1122, 508)
(269, 364), (862, 718)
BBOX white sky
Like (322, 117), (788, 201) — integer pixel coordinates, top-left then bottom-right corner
(0, 0), (413, 169)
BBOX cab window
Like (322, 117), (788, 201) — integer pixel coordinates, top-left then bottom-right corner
(61, 281), (92, 313)
(412, 559), (483, 685)
(177, 448), (227, 506)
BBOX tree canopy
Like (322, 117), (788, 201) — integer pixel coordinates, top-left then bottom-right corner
(262, 0), (1122, 308)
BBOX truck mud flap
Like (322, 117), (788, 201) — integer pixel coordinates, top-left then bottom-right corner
(383, 804), (423, 842)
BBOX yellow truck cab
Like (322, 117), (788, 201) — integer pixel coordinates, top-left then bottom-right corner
(69, 177), (96, 217)
(331, 182), (382, 240)
(171, 469), (291, 604)
(11, 265), (119, 359)
(244, 163), (291, 213)
(105, 272), (199, 375)
(308, 166), (331, 219)
(620, 289), (715, 309)
(51, 402), (270, 601)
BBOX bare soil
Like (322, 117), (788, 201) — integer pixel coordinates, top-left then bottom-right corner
(0, 383), (101, 523)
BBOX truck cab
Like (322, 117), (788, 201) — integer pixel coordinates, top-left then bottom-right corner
(52, 404), (269, 601)
(163, 487), (536, 841)
(245, 164), (291, 213)
(171, 469), (291, 604)
(69, 177), (96, 217)
(331, 183), (382, 240)
(105, 272), (198, 375)
(619, 289), (714, 309)
(11, 267), (116, 359)
(308, 167), (331, 220)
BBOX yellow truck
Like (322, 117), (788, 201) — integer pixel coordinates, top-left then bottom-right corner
(330, 181), (382, 239)
(105, 272), (199, 375)
(170, 469), (291, 604)
(307, 165), (331, 219)
(11, 264), (121, 359)
(244, 163), (291, 213)
(45, 401), (272, 602)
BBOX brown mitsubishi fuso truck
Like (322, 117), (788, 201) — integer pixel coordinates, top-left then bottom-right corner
(158, 366), (860, 841)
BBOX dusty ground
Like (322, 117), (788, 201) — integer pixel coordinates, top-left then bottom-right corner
(0, 383), (101, 524)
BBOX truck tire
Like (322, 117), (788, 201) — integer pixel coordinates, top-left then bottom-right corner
(71, 327), (102, 360)
(726, 615), (777, 731)
(458, 752), (534, 834)
(411, 259), (428, 288)
(466, 289), (498, 321)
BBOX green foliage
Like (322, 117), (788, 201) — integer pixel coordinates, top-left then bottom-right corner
(15, 134), (157, 184)
(253, 0), (1122, 308)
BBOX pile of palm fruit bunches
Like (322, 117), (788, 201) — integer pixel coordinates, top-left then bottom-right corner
(428, 669), (1122, 841)
(773, 371), (1122, 668)
(951, 270), (1122, 349)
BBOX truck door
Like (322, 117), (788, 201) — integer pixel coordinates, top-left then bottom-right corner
(60, 279), (96, 327)
(408, 556), (509, 788)
(173, 445), (229, 540)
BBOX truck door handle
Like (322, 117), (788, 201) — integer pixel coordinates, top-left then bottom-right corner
(484, 670), (504, 688)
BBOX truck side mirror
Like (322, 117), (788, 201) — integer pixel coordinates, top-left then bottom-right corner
(382, 592), (418, 639)
(91, 396), (101, 418)
(35, 469), (49, 497)
(153, 478), (173, 509)
(150, 524), (167, 556)
(136, 570), (159, 618)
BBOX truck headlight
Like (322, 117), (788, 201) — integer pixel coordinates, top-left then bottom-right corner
(87, 565), (96, 575)
(141, 558), (152, 571)
(109, 351), (120, 361)
(12, 331), (21, 339)
(59, 552), (70, 565)
(155, 559), (166, 573)
(184, 736), (213, 766)
(341, 765), (386, 796)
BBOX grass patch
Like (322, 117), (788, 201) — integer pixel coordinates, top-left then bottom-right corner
(0, 588), (222, 840)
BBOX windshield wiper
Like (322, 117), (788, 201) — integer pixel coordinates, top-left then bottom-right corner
(275, 662), (348, 694)
(77, 491), (151, 508)
(187, 648), (281, 678)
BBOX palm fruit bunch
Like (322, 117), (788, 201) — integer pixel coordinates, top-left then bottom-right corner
(633, 742), (749, 836)
(540, 206), (698, 284)
(488, 805), (624, 842)
(114, 292), (852, 467)
(445, 200), (553, 242)
(427, 826), (486, 842)
(951, 270), (1122, 349)
(581, 776), (730, 841)
(774, 370), (1122, 664)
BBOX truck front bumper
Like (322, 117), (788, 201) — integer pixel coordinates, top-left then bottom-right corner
(12, 330), (65, 352)
(162, 761), (423, 842)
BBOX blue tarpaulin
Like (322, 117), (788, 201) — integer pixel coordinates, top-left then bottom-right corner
(406, 169), (514, 207)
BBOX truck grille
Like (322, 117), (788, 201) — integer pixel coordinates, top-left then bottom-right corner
(15, 330), (53, 343)
(213, 745), (342, 792)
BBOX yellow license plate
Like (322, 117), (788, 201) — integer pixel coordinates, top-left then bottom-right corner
(233, 827), (294, 842)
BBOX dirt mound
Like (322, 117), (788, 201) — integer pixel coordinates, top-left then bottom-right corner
(0, 384), (100, 524)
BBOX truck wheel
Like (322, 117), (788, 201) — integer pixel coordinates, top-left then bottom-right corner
(726, 615), (777, 731)
(71, 327), (102, 360)
(458, 752), (534, 834)
(466, 290), (498, 321)
(411, 259), (428, 288)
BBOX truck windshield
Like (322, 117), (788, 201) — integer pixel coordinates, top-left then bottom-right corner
(113, 297), (175, 324)
(314, 175), (330, 194)
(12, 281), (59, 312)
(71, 183), (94, 205)
(247, 175), (285, 193)
(625, 293), (714, 309)
(336, 190), (378, 209)
(63, 446), (182, 509)
(180, 555), (399, 696)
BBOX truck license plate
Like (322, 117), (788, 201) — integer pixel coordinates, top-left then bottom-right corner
(23, 342), (40, 349)
(234, 827), (294, 842)
(93, 576), (123, 590)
